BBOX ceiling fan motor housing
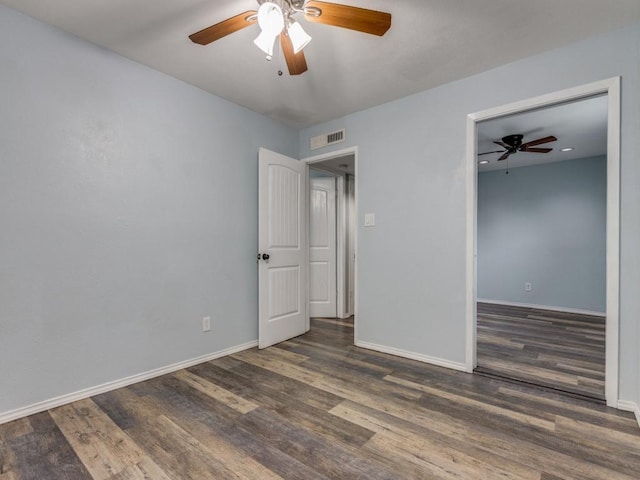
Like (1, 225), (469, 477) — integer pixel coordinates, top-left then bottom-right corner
(502, 134), (524, 148)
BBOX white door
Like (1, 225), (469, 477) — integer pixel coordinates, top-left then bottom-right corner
(258, 148), (308, 349)
(309, 176), (337, 318)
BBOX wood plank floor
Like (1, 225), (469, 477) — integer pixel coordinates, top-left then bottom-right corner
(476, 302), (606, 401)
(2, 316), (639, 479)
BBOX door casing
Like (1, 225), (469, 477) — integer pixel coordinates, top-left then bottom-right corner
(465, 77), (621, 407)
(303, 147), (359, 334)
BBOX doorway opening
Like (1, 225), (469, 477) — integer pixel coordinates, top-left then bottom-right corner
(466, 78), (620, 407)
(304, 148), (357, 336)
(475, 95), (608, 401)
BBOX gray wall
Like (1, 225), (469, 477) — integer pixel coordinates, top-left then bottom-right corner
(477, 157), (606, 313)
(0, 5), (297, 414)
(299, 23), (640, 405)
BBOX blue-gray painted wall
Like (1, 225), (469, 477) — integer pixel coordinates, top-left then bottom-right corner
(1, 1), (639, 417)
(0, 4), (297, 415)
(477, 157), (606, 312)
(299, 23), (640, 405)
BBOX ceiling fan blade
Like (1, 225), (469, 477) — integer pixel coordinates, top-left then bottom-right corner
(522, 147), (553, 154)
(497, 152), (511, 161)
(478, 150), (506, 156)
(493, 141), (510, 148)
(520, 135), (557, 148)
(304, 1), (391, 36)
(281, 33), (308, 75)
(189, 11), (257, 45)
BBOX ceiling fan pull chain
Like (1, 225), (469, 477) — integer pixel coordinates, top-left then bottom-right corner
(277, 36), (285, 76)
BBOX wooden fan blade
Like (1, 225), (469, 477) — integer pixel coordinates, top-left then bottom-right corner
(497, 152), (511, 161)
(520, 135), (557, 148)
(281, 33), (308, 75)
(304, 1), (391, 36)
(189, 11), (257, 45)
(478, 150), (506, 156)
(523, 147), (552, 153)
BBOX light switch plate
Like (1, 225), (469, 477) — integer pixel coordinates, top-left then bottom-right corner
(364, 213), (375, 227)
(202, 316), (211, 332)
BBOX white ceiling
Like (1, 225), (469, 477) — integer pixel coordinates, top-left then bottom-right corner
(2, 0), (639, 128)
(478, 94), (608, 172)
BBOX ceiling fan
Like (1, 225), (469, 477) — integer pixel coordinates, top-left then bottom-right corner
(189, 0), (392, 76)
(479, 134), (558, 161)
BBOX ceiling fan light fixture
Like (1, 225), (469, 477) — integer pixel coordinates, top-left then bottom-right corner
(253, 30), (277, 58)
(288, 21), (312, 53)
(257, 2), (284, 32)
(189, 1), (391, 76)
(253, 2), (284, 58)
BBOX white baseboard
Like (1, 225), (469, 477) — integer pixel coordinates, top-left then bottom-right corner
(355, 340), (467, 372)
(477, 299), (605, 317)
(0, 340), (258, 426)
(617, 400), (640, 428)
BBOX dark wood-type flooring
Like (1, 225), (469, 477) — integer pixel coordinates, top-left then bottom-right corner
(476, 302), (606, 401)
(2, 316), (639, 479)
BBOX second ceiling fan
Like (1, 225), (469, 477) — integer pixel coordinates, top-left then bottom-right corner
(479, 134), (558, 161)
(189, 0), (392, 76)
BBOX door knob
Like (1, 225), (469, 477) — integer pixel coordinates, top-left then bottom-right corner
(262, 253), (270, 260)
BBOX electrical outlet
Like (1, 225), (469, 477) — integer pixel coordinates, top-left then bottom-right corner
(202, 316), (211, 332)
(525, 282), (532, 292)
(364, 213), (375, 227)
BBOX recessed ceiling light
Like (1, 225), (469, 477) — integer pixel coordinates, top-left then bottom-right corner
(560, 147), (574, 152)
(478, 160), (490, 165)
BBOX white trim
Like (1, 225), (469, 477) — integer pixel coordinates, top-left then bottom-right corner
(465, 113), (478, 373)
(604, 77), (621, 408)
(617, 401), (640, 428)
(302, 145), (356, 164)
(0, 340), (258, 426)
(477, 299), (605, 317)
(303, 146), (358, 338)
(356, 341), (467, 372)
(346, 174), (356, 317)
(353, 154), (358, 339)
(305, 176), (311, 331)
(336, 175), (347, 318)
(465, 77), (621, 406)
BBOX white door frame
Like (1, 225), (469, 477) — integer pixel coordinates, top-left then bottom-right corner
(465, 77), (621, 407)
(303, 147), (358, 331)
(335, 175), (347, 318)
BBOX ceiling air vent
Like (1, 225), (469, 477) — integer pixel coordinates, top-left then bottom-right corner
(309, 129), (345, 150)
